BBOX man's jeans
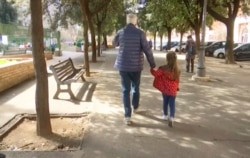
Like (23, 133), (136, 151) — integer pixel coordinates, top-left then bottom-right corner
(162, 94), (176, 117)
(119, 71), (141, 118)
(186, 54), (195, 72)
(186, 58), (194, 72)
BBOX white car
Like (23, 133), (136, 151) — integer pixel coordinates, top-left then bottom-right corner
(170, 42), (186, 52)
(213, 48), (225, 58)
(213, 43), (242, 58)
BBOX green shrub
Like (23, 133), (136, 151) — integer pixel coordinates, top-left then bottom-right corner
(75, 39), (84, 48)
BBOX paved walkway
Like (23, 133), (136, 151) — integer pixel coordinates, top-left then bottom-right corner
(1, 49), (250, 158)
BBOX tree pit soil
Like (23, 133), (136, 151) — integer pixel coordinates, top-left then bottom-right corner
(0, 115), (89, 151)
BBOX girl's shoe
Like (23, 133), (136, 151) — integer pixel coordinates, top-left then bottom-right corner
(168, 117), (174, 127)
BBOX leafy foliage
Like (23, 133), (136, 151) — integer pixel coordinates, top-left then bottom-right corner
(241, 1), (250, 15)
(206, 0), (241, 64)
(0, 0), (18, 24)
(93, 0), (123, 35)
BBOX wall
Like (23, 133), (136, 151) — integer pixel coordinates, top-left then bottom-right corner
(0, 59), (35, 93)
(235, 15), (250, 43)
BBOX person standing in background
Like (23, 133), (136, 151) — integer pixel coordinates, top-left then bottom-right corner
(148, 39), (153, 50)
(113, 13), (156, 125)
(185, 35), (196, 73)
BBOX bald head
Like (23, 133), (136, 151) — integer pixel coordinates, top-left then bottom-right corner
(126, 13), (137, 25)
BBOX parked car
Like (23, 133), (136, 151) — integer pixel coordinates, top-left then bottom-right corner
(162, 41), (179, 50)
(170, 42), (186, 52)
(154, 41), (161, 50)
(204, 41), (214, 47)
(233, 43), (250, 61)
(205, 41), (226, 56)
(213, 43), (242, 58)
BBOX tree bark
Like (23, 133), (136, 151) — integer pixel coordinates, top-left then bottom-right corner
(179, 31), (185, 53)
(30, 0), (52, 136)
(225, 19), (236, 64)
(79, 0), (90, 77)
(153, 31), (157, 50)
(83, 19), (90, 76)
(194, 24), (200, 49)
(88, 20), (97, 62)
(95, 10), (108, 56)
(97, 23), (102, 56)
(102, 33), (107, 48)
(167, 27), (172, 50)
(159, 34), (163, 51)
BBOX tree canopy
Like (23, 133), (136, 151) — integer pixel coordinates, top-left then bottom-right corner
(0, 0), (18, 24)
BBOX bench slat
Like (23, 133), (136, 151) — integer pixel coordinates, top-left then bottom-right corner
(57, 66), (75, 82)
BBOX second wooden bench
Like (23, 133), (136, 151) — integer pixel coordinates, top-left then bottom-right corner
(49, 58), (86, 99)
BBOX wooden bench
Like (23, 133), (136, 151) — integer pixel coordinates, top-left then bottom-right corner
(49, 58), (86, 99)
(3, 49), (27, 55)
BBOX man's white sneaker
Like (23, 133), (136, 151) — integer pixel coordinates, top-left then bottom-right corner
(168, 117), (174, 127)
(133, 108), (139, 113)
(132, 105), (140, 113)
(161, 115), (169, 121)
(124, 118), (132, 125)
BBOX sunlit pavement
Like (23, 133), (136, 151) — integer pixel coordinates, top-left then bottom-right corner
(1, 49), (250, 158)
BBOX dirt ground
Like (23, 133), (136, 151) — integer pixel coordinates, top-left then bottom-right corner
(0, 117), (89, 151)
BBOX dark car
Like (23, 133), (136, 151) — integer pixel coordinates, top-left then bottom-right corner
(204, 41), (214, 47)
(233, 43), (250, 61)
(205, 41), (226, 56)
(170, 42), (186, 52)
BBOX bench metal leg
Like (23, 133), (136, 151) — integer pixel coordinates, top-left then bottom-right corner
(81, 75), (86, 82)
(53, 84), (76, 100)
(53, 84), (61, 99)
(67, 84), (77, 100)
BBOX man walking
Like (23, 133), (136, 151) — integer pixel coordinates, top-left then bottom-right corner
(113, 13), (156, 125)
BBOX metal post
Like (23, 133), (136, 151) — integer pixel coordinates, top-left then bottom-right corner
(197, 0), (207, 77)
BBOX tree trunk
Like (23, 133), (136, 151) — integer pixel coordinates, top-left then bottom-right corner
(225, 20), (236, 64)
(97, 23), (102, 57)
(167, 27), (172, 50)
(194, 26), (201, 58)
(30, 0), (52, 136)
(194, 26), (200, 49)
(83, 2), (97, 62)
(88, 19), (97, 62)
(102, 33), (107, 48)
(83, 19), (90, 76)
(153, 31), (157, 50)
(180, 31), (184, 53)
(159, 34), (163, 51)
(79, 0), (90, 77)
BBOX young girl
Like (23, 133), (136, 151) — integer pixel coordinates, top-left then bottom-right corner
(150, 51), (180, 127)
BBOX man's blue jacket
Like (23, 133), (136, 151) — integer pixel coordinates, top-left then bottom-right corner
(113, 24), (156, 72)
